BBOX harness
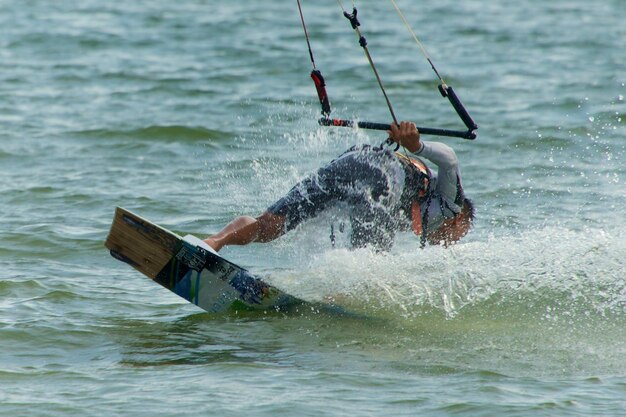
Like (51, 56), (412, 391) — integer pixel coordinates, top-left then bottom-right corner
(395, 152), (430, 199)
(327, 146), (433, 249)
(395, 152), (433, 249)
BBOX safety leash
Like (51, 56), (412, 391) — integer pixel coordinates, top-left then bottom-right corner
(338, 2), (398, 128)
(337, 3), (399, 150)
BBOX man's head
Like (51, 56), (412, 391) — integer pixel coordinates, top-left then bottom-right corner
(427, 198), (475, 247)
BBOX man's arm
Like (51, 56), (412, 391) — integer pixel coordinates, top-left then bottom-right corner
(204, 212), (285, 252)
(415, 141), (461, 206)
(388, 121), (462, 207)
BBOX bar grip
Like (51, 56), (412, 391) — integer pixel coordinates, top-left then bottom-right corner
(438, 84), (478, 131)
(318, 118), (476, 140)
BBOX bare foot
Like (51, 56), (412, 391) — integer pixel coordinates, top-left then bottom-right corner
(203, 237), (221, 252)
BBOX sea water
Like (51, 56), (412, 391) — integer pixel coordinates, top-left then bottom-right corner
(0, 0), (624, 416)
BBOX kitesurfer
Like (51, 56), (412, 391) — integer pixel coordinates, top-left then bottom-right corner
(204, 121), (474, 252)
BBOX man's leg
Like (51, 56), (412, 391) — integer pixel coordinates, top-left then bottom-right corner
(203, 149), (387, 252)
(204, 211), (285, 252)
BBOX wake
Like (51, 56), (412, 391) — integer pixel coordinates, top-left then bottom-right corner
(270, 224), (625, 321)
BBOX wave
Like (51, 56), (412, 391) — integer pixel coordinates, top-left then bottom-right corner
(0, 278), (47, 297)
(71, 125), (232, 142)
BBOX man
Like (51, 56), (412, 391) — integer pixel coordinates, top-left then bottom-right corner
(204, 121), (474, 252)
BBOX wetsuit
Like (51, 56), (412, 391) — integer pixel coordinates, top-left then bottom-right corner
(267, 141), (465, 249)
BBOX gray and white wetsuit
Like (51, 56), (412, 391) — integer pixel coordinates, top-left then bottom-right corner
(267, 141), (465, 249)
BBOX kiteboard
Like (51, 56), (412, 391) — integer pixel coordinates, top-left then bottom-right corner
(104, 207), (302, 313)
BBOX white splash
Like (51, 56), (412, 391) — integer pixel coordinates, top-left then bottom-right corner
(269, 225), (626, 320)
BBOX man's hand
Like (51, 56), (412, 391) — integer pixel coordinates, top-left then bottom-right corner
(388, 121), (422, 153)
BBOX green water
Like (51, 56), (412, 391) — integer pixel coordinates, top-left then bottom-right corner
(1, 1), (625, 416)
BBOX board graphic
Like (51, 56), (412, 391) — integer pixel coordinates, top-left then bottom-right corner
(104, 207), (301, 313)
